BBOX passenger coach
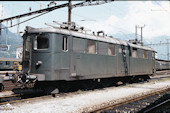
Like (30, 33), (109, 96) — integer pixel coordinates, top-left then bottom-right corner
(0, 58), (21, 71)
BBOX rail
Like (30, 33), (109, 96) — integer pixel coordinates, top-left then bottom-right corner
(91, 87), (170, 112)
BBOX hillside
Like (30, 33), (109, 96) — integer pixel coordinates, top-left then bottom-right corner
(0, 24), (23, 58)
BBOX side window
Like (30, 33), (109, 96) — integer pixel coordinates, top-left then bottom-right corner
(62, 36), (68, 51)
(119, 48), (122, 53)
(132, 48), (138, 58)
(24, 36), (31, 59)
(87, 40), (96, 54)
(0, 61), (2, 65)
(6, 61), (10, 65)
(26, 36), (31, 51)
(98, 42), (108, 55)
(108, 44), (116, 56)
(138, 49), (143, 58)
(73, 38), (85, 53)
(148, 51), (152, 59)
(143, 50), (148, 59)
(34, 34), (49, 50)
(152, 52), (155, 60)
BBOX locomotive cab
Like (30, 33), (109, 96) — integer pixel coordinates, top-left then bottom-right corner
(23, 33), (50, 73)
(20, 26), (71, 84)
(22, 31), (52, 83)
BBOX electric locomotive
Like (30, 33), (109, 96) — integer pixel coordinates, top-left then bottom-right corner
(0, 22), (156, 93)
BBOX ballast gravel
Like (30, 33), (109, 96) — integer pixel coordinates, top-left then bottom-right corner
(0, 78), (170, 113)
(0, 91), (14, 97)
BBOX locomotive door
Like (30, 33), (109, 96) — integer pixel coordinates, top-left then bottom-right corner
(117, 45), (130, 76)
(70, 37), (86, 77)
(71, 53), (83, 77)
(23, 35), (32, 73)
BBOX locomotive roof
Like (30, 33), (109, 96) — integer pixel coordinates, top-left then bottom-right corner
(25, 26), (155, 51)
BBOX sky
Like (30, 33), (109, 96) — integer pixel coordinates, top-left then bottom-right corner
(0, 1), (170, 42)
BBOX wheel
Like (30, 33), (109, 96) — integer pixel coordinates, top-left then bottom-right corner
(81, 80), (95, 90)
(58, 83), (70, 93)
(0, 83), (4, 92)
(101, 79), (112, 88)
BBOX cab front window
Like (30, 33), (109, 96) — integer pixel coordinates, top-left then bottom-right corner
(34, 34), (49, 50)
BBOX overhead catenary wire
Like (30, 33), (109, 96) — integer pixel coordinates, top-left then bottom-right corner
(154, 1), (169, 11)
(153, 1), (170, 14)
(33, 1), (96, 21)
(0, 11), (50, 30)
(0, 2), (75, 30)
(108, 2), (125, 16)
(17, 18), (20, 33)
(0, 1), (112, 30)
(6, 20), (8, 45)
(1, 1), (106, 24)
(0, 2), (69, 23)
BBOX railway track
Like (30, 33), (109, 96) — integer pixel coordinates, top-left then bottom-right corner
(0, 94), (46, 106)
(0, 71), (16, 74)
(0, 71), (169, 107)
(0, 88), (85, 106)
(91, 87), (170, 113)
(0, 88), (45, 105)
(2, 81), (23, 91)
(0, 94), (21, 104)
(0, 70), (169, 92)
(0, 77), (169, 112)
(0, 71), (22, 91)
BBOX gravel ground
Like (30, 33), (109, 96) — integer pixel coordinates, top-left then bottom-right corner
(0, 91), (14, 97)
(0, 79), (170, 113)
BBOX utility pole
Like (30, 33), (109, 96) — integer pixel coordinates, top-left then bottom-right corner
(167, 39), (170, 68)
(137, 25), (145, 46)
(0, 23), (1, 35)
(1, 5), (3, 19)
(135, 25), (137, 42)
(0, 5), (3, 36)
(140, 26), (144, 46)
(68, 0), (72, 25)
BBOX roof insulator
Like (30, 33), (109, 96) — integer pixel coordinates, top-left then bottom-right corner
(97, 30), (105, 37)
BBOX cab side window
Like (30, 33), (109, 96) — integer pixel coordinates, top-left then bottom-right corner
(34, 34), (49, 50)
(73, 38), (85, 53)
(132, 48), (138, 58)
(62, 36), (68, 51)
(143, 50), (148, 59)
(108, 44), (116, 56)
(138, 49), (143, 58)
(87, 40), (96, 54)
(98, 42), (108, 55)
